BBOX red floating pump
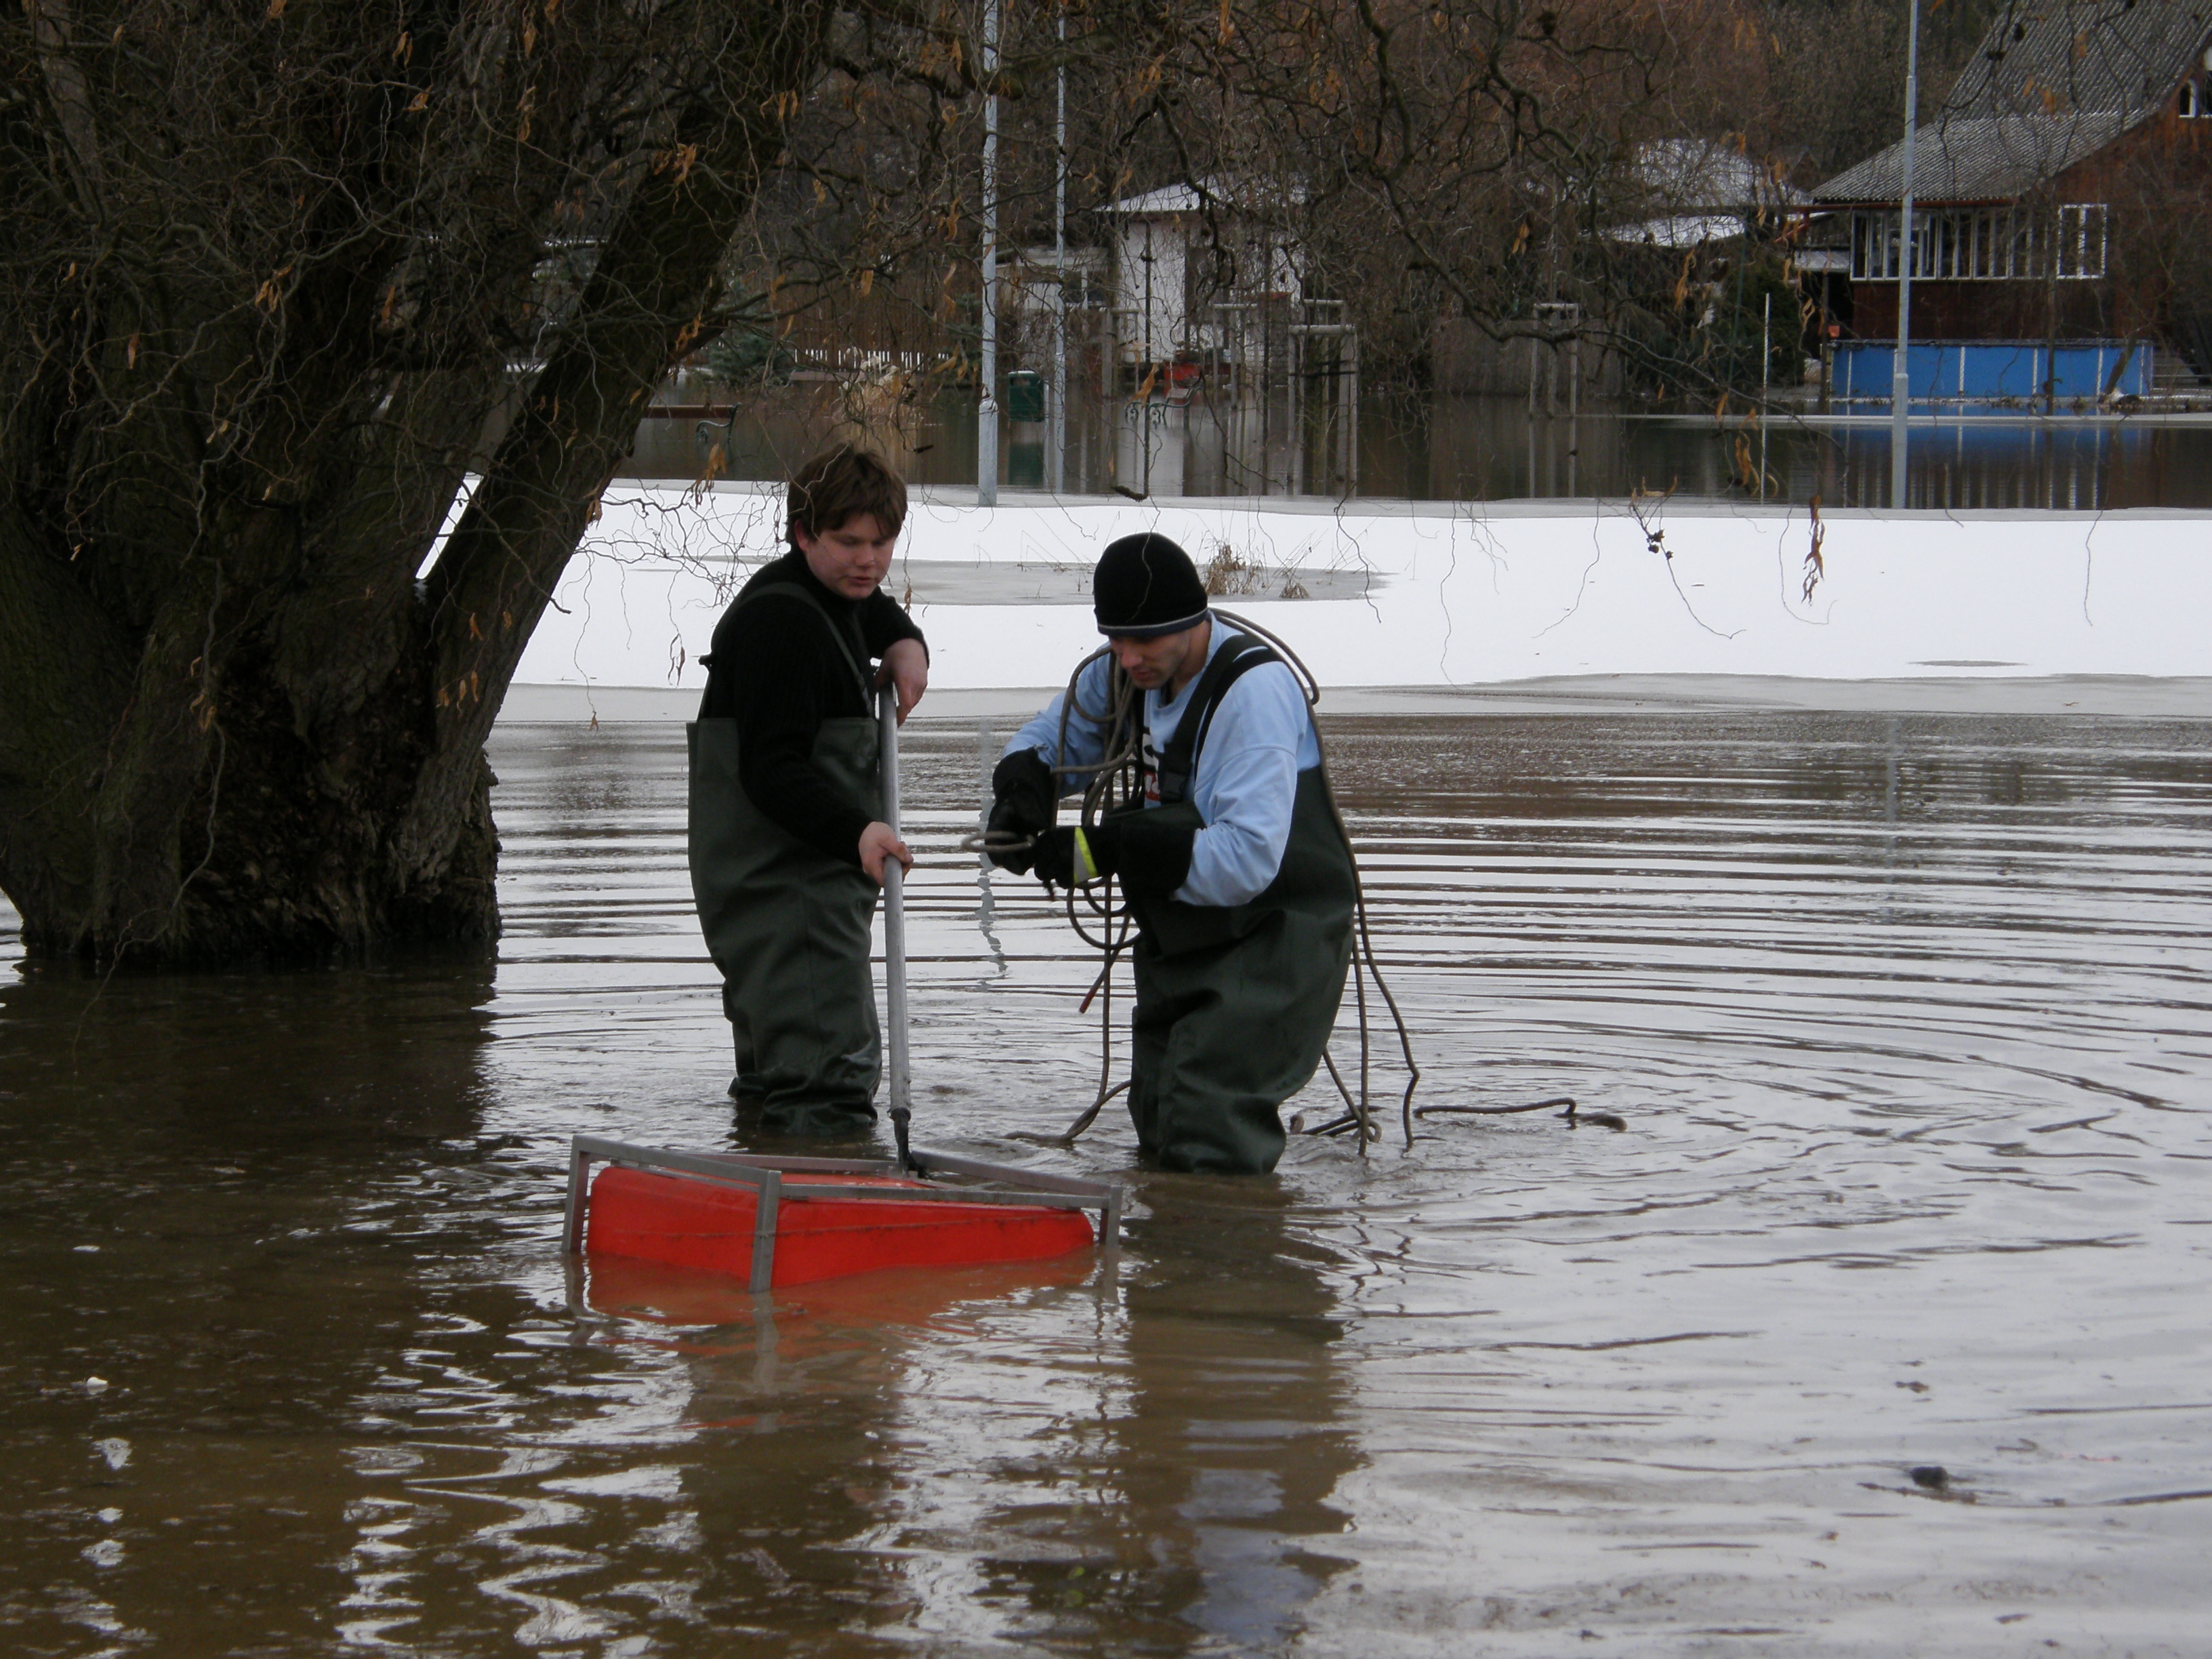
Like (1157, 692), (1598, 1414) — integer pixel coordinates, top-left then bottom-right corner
(564, 1137), (1119, 1293)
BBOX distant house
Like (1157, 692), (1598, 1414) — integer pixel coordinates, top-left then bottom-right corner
(1611, 138), (1811, 250)
(1099, 178), (1305, 372)
(1814, 0), (2212, 373)
(1604, 139), (1841, 359)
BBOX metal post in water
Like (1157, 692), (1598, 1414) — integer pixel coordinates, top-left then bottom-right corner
(1345, 325), (1359, 498)
(1100, 300), (1115, 488)
(1141, 220), (1154, 496)
(1568, 324), (1580, 497)
(978, 0), (1001, 508)
(1258, 285), (1271, 492)
(878, 686), (913, 1169)
(1890, 0), (1921, 509)
(1761, 290), (1771, 501)
(1525, 325), (1537, 496)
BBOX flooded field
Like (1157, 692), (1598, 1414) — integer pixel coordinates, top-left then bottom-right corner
(4, 703), (2210, 1656)
(632, 384), (2212, 511)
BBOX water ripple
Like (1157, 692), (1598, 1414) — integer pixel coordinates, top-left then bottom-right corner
(2, 707), (2207, 1654)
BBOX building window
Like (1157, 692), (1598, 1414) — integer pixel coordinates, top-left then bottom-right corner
(1849, 205), (2107, 281)
(2182, 79), (2202, 119)
(2057, 203), (2108, 279)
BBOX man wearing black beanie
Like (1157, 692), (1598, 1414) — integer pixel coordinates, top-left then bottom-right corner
(987, 533), (1356, 1174)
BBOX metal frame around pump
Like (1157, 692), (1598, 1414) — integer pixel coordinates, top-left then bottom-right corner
(563, 1134), (1124, 1295)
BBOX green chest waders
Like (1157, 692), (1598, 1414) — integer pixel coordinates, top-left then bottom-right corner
(1119, 647), (1358, 1176)
(689, 584), (884, 1137)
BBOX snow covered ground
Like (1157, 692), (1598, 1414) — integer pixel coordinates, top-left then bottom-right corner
(506, 481), (2211, 704)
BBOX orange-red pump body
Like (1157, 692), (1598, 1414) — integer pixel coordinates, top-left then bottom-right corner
(584, 1165), (1096, 1290)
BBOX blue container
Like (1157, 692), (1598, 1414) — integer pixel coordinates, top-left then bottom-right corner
(1832, 339), (2152, 403)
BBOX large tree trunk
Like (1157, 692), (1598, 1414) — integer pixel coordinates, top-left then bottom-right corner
(0, 1), (828, 965)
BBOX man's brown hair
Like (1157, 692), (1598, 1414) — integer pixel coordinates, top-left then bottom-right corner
(787, 444), (907, 544)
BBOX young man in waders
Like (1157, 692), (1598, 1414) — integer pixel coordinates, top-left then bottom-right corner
(689, 445), (927, 1138)
(987, 533), (1356, 1175)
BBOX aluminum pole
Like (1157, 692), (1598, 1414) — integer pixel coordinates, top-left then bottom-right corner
(1050, 3), (1067, 495)
(1890, 0), (1921, 509)
(1141, 220), (1154, 497)
(1761, 291), (1771, 501)
(878, 686), (912, 1168)
(978, 0), (1000, 506)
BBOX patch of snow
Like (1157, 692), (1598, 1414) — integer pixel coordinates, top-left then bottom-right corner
(511, 487), (2212, 695)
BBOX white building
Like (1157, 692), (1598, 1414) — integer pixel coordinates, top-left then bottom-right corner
(1101, 179), (1305, 367)
(1608, 138), (1811, 249)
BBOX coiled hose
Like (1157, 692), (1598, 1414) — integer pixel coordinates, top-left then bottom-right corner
(973, 609), (1422, 1153)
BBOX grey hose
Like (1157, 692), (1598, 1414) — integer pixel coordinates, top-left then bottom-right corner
(1008, 614), (1422, 1152)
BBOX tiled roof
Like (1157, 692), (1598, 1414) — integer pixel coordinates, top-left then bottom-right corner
(1814, 111), (2131, 201)
(1610, 213), (1773, 249)
(1814, 0), (2210, 202)
(1635, 138), (1810, 212)
(1947, 0), (2211, 121)
(1102, 176), (1303, 217)
(1103, 181), (1214, 216)
(1603, 139), (1811, 245)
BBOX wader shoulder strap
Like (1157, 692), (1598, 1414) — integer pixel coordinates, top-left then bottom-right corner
(730, 579), (875, 706)
(1151, 634), (1282, 806)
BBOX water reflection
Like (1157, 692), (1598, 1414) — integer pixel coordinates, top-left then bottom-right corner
(630, 381), (2212, 510)
(1089, 1186), (1355, 1649)
(0, 960), (501, 1654)
(571, 1186), (1353, 1652)
(1, 705), (2209, 1652)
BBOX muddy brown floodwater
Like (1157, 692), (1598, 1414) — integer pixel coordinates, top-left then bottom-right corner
(4, 704), (2210, 1657)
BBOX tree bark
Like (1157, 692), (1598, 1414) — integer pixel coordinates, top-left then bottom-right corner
(0, 1), (830, 965)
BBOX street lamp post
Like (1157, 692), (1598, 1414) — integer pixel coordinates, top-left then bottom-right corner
(1890, 0), (1921, 509)
(1050, 1), (1067, 495)
(978, 0), (1001, 507)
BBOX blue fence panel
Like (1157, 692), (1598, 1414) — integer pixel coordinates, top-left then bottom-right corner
(1962, 344), (2036, 398)
(1832, 340), (2152, 403)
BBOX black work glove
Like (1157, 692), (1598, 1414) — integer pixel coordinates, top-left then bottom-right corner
(1029, 825), (1092, 888)
(985, 748), (1057, 873)
(1031, 813), (1196, 897)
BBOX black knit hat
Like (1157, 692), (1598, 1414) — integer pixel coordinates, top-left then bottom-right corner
(1092, 533), (1209, 638)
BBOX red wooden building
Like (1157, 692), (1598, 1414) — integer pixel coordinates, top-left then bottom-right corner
(1814, 1), (2212, 369)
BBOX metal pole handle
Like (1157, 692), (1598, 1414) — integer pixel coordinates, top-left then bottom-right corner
(878, 684), (913, 1170)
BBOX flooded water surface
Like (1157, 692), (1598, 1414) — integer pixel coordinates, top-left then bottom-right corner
(4, 705), (2210, 1655)
(634, 384), (2212, 511)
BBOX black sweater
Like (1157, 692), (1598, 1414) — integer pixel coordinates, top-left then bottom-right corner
(697, 550), (926, 865)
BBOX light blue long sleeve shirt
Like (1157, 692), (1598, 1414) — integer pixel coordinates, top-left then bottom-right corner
(1005, 619), (1322, 907)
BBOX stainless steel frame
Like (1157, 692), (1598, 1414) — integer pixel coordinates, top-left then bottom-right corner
(563, 1134), (1122, 1295)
